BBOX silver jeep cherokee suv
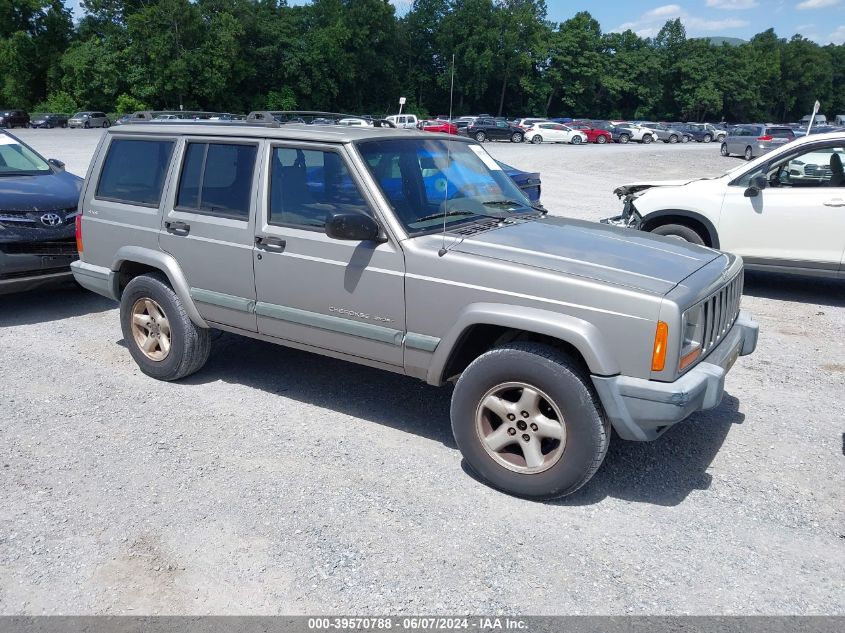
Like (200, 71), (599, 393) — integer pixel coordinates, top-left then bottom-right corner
(71, 122), (758, 499)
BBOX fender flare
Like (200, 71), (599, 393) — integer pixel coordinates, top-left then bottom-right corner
(426, 303), (621, 385)
(640, 209), (720, 249)
(111, 246), (208, 328)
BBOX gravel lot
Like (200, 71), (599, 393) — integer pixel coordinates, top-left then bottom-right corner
(2, 129), (843, 615)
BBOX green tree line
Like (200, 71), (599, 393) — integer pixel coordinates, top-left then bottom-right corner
(2, 0), (844, 121)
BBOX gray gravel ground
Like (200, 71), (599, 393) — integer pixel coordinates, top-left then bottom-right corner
(1, 129), (844, 615)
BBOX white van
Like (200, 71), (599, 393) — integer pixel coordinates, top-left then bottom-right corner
(834, 115), (845, 126)
(385, 114), (419, 129)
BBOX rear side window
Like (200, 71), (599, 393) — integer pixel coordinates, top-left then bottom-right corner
(176, 142), (257, 219)
(96, 138), (175, 206)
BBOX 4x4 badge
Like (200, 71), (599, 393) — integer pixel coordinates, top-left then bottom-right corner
(40, 212), (62, 227)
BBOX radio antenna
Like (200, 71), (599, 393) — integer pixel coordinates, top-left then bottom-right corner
(438, 53), (456, 257)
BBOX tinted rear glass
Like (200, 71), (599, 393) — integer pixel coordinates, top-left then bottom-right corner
(96, 138), (174, 206)
(767, 127), (795, 138)
(176, 142), (257, 219)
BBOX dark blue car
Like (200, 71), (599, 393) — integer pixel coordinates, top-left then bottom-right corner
(0, 130), (82, 293)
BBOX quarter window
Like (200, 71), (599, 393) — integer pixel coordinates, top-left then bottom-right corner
(96, 139), (175, 206)
(176, 142), (257, 219)
(268, 147), (371, 229)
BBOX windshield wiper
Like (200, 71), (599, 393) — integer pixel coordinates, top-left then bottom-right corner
(482, 199), (547, 214)
(415, 210), (501, 223)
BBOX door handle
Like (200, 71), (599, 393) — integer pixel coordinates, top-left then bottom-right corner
(165, 220), (191, 235)
(255, 236), (286, 252)
(823, 199), (845, 207)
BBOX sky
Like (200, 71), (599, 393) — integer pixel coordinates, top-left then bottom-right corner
(62, 0), (845, 45)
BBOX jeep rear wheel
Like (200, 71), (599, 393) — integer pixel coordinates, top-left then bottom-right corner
(120, 273), (211, 381)
(451, 342), (609, 500)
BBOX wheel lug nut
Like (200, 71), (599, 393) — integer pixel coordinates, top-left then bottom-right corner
(521, 411), (529, 418)
(530, 423), (538, 431)
(522, 434), (530, 442)
(507, 414), (515, 421)
(516, 421), (527, 431)
(507, 427), (516, 436)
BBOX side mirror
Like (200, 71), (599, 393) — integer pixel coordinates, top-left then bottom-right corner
(744, 173), (768, 197)
(325, 211), (384, 242)
(48, 158), (65, 171)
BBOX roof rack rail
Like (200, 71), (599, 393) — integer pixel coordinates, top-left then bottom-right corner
(122, 110), (278, 127)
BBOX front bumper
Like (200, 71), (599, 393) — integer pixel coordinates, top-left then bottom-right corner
(0, 250), (78, 294)
(592, 310), (759, 441)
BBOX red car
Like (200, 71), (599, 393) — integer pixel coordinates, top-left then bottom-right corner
(419, 119), (458, 134)
(570, 124), (612, 144)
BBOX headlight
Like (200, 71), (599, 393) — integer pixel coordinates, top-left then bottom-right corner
(680, 304), (705, 370)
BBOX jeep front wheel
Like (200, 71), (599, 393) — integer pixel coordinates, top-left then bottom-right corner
(451, 342), (609, 500)
(120, 273), (211, 381)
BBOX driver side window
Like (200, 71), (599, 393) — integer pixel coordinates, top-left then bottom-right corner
(768, 145), (845, 188)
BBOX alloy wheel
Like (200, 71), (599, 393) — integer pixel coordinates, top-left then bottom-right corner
(475, 381), (566, 474)
(130, 297), (172, 362)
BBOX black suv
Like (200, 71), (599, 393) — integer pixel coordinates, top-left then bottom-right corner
(0, 109), (30, 128)
(0, 131), (82, 294)
(30, 113), (69, 129)
(465, 117), (525, 143)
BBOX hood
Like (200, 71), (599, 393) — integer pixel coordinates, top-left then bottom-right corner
(613, 179), (698, 197)
(0, 170), (82, 211)
(451, 216), (722, 295)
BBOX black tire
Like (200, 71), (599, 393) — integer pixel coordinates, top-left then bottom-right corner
(571, 135), (582, 145)
(651, 223), (705, 245)
(618, 133), (629, 144)
(716, 134), (725, 142)
(744, 146), (753, 161)
(531, 134), (543, 144)
(668, 134), (678, 144)
(720, 143), (729, 157)
(451, 342), (610, 500)
(47, 123), (53, 129)
(682, 134), (690, 143)
(103, 120), (110, 128)
(120, 273), (211, 381)
(474, 131), (486, 142)
(703, 134), (712, 143)
(596, 134), (607, 144)
(510, 132), (523, 143)
(642, 134), (653, 144)
(84, 121), (90, 129)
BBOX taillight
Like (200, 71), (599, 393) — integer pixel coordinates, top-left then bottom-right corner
(757, 135), (773, 141)
(75, 213), (83, 254)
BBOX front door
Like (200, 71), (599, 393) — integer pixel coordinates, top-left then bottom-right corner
(253, 142), (406, 367)
(159, 138), (262, 331)
(719, 140), (845, 272)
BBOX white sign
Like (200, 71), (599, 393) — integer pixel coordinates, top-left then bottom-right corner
(813, 100), (820, 113)
(399, 97), (406, 105)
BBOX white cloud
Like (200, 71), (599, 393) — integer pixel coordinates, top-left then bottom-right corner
(829, 25), (845, 43)
(706, 0), (759, 9)
(796, 0), (841, 10)
(616, 5), (749, 38)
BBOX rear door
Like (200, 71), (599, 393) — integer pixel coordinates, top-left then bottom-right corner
(159, 137), (262, 331)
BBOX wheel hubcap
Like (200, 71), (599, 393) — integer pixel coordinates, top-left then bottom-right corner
(475, 382), (566, 474)
(131, 297), (172, 361)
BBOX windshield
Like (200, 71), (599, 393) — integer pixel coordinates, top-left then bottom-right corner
(0, 134), (51, 175)
(73, 112), (89, 118)
(357, 138), (536, 234)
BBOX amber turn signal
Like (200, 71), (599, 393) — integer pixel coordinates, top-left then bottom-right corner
(679, 345), (702, 370)
(651, 321), (669, 372)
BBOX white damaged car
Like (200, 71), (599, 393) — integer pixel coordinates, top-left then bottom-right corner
(602, 131), (845, 278)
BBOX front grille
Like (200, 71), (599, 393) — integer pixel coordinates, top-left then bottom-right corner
(0, 241), (77, 255)
(804, 164), (831, 179)
(0, 208), (78, 228)
(701, 273), (744, 355)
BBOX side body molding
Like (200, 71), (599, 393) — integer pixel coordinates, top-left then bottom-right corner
(111, 245), (208, 328)
(426, 303), (621, 385)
